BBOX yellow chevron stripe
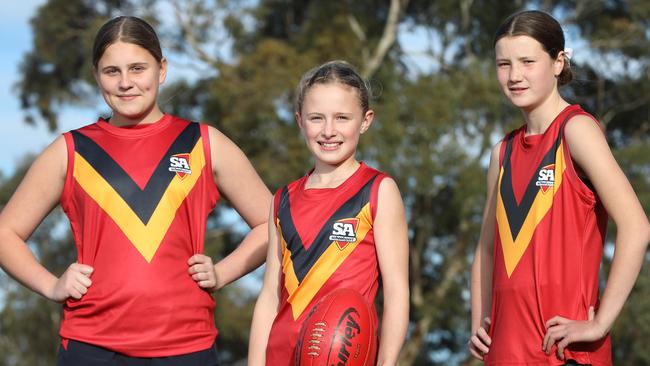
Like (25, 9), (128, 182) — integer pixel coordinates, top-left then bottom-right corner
(497, 142), (566, 277)
(278, 217), (300, 295)
(73, 138), (206, 262)
(282, 202), (373, 320)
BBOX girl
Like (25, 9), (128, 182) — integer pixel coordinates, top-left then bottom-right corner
(0, 16), (271, 365)
(248, 61), (410, 365)
(469, 10), (650, 366)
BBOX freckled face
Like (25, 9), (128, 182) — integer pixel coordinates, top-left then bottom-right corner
(95, 41), (167, 125)
(495, 35), (564, 111)
(296, 83), (373, 169)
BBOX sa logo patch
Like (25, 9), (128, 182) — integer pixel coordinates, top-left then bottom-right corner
(535, 164), (555, 193)
(329, 218), (360, 250)
(169, 153), (192, 179)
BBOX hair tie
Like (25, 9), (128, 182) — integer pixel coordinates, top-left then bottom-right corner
(564, 48), (573, 64)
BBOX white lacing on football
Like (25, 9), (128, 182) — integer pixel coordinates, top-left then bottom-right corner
(307, 321), (327, 357)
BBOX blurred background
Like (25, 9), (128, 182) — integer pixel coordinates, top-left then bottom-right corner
(0, 0), (649, 365)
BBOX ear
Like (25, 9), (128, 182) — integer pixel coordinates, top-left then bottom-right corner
(360, 110), (374, 134)
(159, 57), (168, 85)
(553, 51), (565, 77)
(295, 112), (304, 130)
(93, 66), (100, 85)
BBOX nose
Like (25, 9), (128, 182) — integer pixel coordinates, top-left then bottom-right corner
(509, 63), (523, 83)
(118, 73), (134, 90)
(321, 118), (337, 138)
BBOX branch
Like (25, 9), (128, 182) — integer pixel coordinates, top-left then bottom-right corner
(361, 0), (409, 79)
(347, 14), (370, 64)
(601, 94), (650, 126)
(171, 0), (221, 69)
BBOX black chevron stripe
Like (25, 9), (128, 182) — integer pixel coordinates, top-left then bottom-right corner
(500, 133), (560, 239)
(72, 122), (200, 224)
(277, 174), (378, 282)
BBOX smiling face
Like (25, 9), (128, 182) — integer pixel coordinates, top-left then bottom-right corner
(296, 82), (373, 170)
(94, 41), (167, 126)
(495, 35), (564, 112)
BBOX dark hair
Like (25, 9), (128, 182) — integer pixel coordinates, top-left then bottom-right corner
(494, 10), (572, 86)
(295, 60), (371, 114)
(92, 16), (163, 68)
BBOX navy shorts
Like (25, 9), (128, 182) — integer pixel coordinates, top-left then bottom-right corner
(56, 340), (219, 366)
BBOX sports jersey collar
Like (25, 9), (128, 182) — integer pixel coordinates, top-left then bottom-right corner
(96, 113), (174, 138)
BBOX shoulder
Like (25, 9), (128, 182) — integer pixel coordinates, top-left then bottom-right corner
(376, 176), (402, 203)
(563, 113), (606, 150)
(564, 113), (604, 137)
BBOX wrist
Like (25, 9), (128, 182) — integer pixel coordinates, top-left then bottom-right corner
(592, 315), (611, 338)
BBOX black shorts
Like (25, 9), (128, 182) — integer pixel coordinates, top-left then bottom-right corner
(56, 340), (219, 366)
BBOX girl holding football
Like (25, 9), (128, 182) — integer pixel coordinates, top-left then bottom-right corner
(248, 60), (410, 365)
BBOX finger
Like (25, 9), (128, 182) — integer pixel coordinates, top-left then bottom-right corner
(557, 337), (571, 360)
(77, 275), (92, 288)
(187, 254), (205, 265)
(192, 272), (204, 281)
(543, 326), (562, 353)
(468, 345), (484, 361)
(72, 281), (88, 295)
(470, 335), (490, 354)
(74, 264), (94, 276)
(198, 280), (216, 290)
(68, 288), (83, 300)
(476, 327), (492, 346)
(588, 306), (595, 321)
(483, 317), (491, 327)
(542, 329), (555, 353)
(189, 263), (207, 275)
(545, 316), (569, 328)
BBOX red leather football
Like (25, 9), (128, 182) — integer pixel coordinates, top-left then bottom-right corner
(294, 288), (377, 366)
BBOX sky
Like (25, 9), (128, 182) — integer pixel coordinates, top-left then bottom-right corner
(0, 1), (101, 176)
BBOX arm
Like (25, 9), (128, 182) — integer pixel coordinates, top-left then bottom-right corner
(543, 116), (650, 359)
(190, 126), (272, 291)
(374, 178), (409, 366)
(0, 136), (93, 301)
(248, 203), (282, 365)
(469, 142), (501, 360)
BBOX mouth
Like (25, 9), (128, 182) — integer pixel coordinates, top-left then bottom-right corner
(318, 141), (342, 150)
(508, 87), (528, 94)
(117, 95), (139, 101)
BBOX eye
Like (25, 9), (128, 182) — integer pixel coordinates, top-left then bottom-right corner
(103, 67), (119, 75)
(309, 115), (323, 122)
(336, 115), (350, 121)
(130, 65), (146, 72)
(496, 62), (510, 68)
(523, 59), (535, 64)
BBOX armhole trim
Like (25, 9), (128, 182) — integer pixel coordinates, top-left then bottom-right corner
(559, 112), (599, 205)
(370, 173), (387, 221)
(199, 123), (219, 200)
(60, 132), (76, 213)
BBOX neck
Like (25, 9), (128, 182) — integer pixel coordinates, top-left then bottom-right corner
(309, 159), (360, 188)
(109, 106), (164, 127)
(521, 92), (569, 135)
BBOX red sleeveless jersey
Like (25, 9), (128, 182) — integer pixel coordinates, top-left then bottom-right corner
(265, 163), (385, 364)
(59, 115), (219, 356)
(486, 105), (611, 365)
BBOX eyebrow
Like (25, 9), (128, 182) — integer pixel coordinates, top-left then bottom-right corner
(100, 62), (149, 71)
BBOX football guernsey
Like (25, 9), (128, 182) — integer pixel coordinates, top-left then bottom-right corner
(59, 115), (219, 357)
(485, 105), (611, 365)
(265, 163), (385, 364)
